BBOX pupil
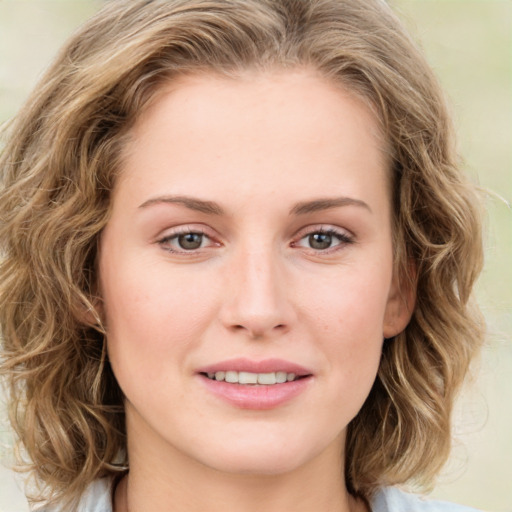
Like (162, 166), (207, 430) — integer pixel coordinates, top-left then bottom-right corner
(178, 233), (202, 250)
(309, 232), (332, 250)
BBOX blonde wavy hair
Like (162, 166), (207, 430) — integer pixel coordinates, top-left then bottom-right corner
(0, 0), (484, 507)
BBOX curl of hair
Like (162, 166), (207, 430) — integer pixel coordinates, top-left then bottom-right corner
(0, 0), (484, 506)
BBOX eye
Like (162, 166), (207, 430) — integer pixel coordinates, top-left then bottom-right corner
(294, 228), (353, 252)
(176, 232), (205, 250)
(158, 229), (214, 253)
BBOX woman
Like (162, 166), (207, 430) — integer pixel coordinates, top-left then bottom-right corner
(0, 1), (485, 511)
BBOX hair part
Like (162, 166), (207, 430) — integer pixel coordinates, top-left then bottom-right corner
(0, 0), (484, 506)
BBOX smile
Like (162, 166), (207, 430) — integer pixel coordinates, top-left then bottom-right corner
(197, 358), (313, 409)
(203, 371), (299, 385)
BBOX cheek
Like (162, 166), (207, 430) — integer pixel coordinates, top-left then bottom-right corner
(299, 267), (390, 389)
(302, 265), (391, 338)
(99, 258), (220, 379)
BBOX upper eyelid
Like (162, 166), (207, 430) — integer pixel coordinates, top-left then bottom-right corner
(157, 224), (351, 236)
(156, 224), (212, 240)
(156, 225), (215, 246)
(291, 226), (355, 253)
(155, 224), (354, 246)
(293, 224), (354, 239)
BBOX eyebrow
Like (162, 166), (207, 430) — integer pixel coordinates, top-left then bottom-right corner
(138, 195), (371, 215)
(290, 197), (372, 215)
(139, 195), (224, 215)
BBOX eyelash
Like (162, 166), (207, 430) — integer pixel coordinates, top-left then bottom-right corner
(157, 227), (213, 253)
(156, 226), (354, 255)
(292, 228), (354, 253)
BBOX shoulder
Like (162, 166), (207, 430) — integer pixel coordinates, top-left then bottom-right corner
(371, 487), (483, 512)
(37, 477), (114, 512)
(76, 478), (114, 512)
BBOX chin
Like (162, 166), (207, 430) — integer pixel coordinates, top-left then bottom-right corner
(191, 430), (331, 476)
(205, 452), (307, 476)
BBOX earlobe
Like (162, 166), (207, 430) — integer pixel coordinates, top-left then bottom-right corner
(383, 268), (416, 339)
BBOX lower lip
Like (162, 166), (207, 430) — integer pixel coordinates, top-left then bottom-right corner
(198, 375), (312, 410)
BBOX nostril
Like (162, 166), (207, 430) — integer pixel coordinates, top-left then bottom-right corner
(227, 321), (289, 339)
(255, 324), (287, 339)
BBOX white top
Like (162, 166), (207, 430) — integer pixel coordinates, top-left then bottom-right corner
(42, 477), (483, 511)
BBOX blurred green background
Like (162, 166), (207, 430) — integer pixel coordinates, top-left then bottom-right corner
(0, 1), (510, 511)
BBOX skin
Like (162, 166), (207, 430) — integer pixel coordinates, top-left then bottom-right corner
(98, 69), (414, 512)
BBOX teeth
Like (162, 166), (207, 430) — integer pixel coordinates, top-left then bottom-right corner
(258, 372), (276, 385)
(276, 371), (287, 383)
(239, 371), (258, 384)
(206, 371), (300, 385)
(225, 371), (238, 383)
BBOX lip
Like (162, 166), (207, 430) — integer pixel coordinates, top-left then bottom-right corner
(197, 357), (312, 376)
(196, 358), (313, 410)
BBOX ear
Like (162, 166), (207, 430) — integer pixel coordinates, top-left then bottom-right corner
(76, 294), (105, 330)
(383, 265), (416, 339)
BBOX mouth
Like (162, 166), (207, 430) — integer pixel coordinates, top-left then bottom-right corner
(200, 370), (308, 385)
(196, 358), (313, 409)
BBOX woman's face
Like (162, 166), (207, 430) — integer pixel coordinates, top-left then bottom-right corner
(99, 70), (412, 477)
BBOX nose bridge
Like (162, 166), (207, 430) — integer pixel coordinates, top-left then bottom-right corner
(221, 240), (292, 337)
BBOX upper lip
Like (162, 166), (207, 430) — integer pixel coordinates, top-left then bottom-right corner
(197, 358), (312, 376)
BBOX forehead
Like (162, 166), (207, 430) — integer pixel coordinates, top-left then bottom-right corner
(131, 68), (387, 149)
(116, 69), (392, 212)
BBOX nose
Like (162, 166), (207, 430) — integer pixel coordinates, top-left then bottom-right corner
(219, 246), (295, 339)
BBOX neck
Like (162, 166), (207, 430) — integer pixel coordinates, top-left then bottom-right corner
(115, 436), (366, 512)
